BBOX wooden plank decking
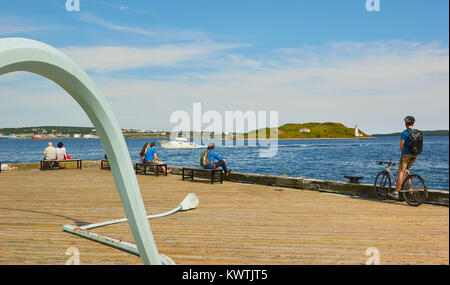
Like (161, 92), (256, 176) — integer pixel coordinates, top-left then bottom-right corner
(0, 167), (448, 265)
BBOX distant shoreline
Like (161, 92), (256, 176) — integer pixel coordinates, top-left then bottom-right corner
(372, 130), (449, 137)
(0, 136), (377, 140)
(259, 136), (376, 140)
(5, 135), (450, 140)
(119, 136), (378, 140)
(3, 135), (448, 140)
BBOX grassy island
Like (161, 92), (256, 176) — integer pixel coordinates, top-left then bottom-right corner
(248, 122), (372, 139)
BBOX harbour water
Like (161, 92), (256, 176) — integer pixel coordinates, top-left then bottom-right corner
(0, 136), (448, 190)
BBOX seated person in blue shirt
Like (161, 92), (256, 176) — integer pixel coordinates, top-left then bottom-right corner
(202, 143), (231, 175)
(143, 142), (171, 174)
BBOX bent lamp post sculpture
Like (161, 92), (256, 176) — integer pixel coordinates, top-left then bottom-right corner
(0, 38), (161, 265)
(62, 193), (199, 265)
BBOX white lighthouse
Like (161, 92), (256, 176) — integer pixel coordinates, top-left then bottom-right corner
(354, 124), (362, 137)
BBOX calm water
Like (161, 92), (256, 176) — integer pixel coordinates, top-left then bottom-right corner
(0, 136), (448, 190)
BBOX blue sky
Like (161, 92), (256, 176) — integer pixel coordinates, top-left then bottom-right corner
(0, 0), (448, 133)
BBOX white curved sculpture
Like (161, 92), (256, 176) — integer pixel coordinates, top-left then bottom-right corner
(0, 38), (161, 265)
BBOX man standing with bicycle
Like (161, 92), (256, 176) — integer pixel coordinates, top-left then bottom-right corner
(391, 116), (422, 198)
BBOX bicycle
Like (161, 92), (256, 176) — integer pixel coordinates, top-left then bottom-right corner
(374, 161), (428, 206)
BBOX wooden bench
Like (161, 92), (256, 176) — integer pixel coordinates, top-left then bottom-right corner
(182, 167), (223, 184)
(100, 159), (110, 170)
(344, 175), (365, 184)
(135, 162), (167, 176)
(40, 159), (82, 171)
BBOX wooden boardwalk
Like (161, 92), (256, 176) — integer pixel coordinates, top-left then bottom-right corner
(0, 167), (448, 265)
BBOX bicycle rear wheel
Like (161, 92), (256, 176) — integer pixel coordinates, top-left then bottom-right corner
(401, 174), (427, 206)
(374, 171), (391, 200)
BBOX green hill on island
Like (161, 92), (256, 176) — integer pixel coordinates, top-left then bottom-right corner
(248, 122), (370, 139)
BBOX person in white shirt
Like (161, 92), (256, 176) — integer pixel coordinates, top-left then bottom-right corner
(56, 142), (67, 161)
(43, 142), (57, 169)
(43, 142), (57, 160)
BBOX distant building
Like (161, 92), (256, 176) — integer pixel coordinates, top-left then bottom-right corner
(299, 128), (310, 133)
(73, 134), (81, 138)
(83, 134), (98, 138)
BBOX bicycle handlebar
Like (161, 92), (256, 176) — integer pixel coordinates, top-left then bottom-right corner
(375, 160), (397, 166)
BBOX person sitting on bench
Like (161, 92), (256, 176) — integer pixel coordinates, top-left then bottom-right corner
(144, 142), (171, 174)
(43, 142), (58, 168)
(55, 141), (68, 168)
(139, 143), (149, 163)
(200, 143), (231, 175)
(56, 142), (67, 160)
(44, 142), (57, 160)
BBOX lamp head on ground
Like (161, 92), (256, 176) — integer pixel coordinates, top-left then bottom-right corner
(180, 193), (199, 211)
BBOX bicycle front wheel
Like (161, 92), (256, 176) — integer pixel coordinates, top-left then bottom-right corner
(374, 171), (391, 200)
(401, 174), (427, 206)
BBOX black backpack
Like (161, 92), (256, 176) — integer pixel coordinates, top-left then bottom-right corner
(406, 129), (423, 155)
(200, 150), (211, 167)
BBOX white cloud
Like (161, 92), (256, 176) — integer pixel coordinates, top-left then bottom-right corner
(78, 13), (156, 37)
(77, 13), (210, 42)
(1, 40), (448, 134)
(0, 15), (61, 36)
(60, 42), (246, 72)
(0, 24), (59, 36)
(92, 40), (449, 133)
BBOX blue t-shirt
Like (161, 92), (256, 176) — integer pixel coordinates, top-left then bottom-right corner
(203, 150), (223, 169)
(145, 147), (157, 161)
(400, 129), (417, 155)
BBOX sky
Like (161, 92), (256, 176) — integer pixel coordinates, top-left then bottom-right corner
(0, 0), (448, 134)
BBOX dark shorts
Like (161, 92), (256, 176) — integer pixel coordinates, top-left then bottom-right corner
(399, 154), (418, 171)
